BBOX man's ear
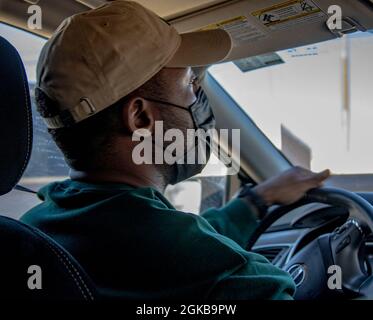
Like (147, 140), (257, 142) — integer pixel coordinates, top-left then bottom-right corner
(122, 97), (157, 134)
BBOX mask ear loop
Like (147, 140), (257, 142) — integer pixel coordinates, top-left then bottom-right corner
(142, 97), (195, 112)
(142, 97), (199, 128)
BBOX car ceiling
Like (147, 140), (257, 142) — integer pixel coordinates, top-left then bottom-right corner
(1, 0), (373, 61)
(0, 0), (231, 37)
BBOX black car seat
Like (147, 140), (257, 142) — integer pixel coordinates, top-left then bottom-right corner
(0, 35), (96, 300)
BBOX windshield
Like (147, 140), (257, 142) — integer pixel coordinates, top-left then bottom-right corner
(209, 32), (373, 175)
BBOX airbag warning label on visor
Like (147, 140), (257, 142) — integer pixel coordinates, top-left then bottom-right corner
(200, 16), (267, 44)
(252, 0), (326, 31)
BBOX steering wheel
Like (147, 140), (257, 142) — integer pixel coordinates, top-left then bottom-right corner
(246, 187), (373, 300)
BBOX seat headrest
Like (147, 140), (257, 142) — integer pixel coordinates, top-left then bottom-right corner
(0, 36), (33, 195)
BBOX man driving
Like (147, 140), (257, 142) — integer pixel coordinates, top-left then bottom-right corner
(21, 1), (330, 300)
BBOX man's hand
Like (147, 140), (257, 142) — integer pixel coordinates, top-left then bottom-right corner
(253, 166), (331, 206)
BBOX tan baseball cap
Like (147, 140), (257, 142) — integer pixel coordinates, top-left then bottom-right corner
(37, 0), (233, 129)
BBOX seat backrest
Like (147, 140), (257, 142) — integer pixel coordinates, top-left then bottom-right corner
(0, 215), (95, 300)
(0, 35), (96, 300)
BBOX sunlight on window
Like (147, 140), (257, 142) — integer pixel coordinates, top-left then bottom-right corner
(210, 32), (373, 174)
(0, 23), (45, 82)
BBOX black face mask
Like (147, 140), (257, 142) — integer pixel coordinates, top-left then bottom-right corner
(144, 88), (216, 184)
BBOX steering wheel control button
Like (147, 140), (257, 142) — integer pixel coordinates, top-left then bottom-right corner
(287, 264), (306, 287)
(349, 219), (364, 235)
(333, 220), (364, 241)
(336, 235), (351, 253)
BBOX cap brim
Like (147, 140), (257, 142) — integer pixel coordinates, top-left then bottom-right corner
(166, 29), (232, 67)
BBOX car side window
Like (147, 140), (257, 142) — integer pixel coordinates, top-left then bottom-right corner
(1, 23), (70, 192)
(0, 23), (69, 218)
(164, 153), (228, 214)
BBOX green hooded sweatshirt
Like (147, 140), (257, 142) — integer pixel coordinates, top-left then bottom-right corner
(21, 179), (295, 300)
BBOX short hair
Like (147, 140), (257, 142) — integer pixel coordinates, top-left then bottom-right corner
(36, 88), (129, 171)
(35, 70), (167, 171)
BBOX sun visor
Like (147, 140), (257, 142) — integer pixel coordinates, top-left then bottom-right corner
(170, 0), (373, 62)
